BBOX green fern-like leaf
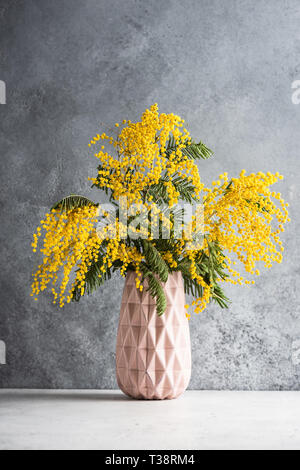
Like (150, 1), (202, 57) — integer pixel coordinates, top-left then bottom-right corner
(142, 240), (169, 283)
(147, 180), (169, 203)
(164, 135), (177, 158)
(51, 195), (98, 213)
(164, 136), (213, 161)
(172, 176), (198, 202)
(176, 239), (230, 309)
(148, 176), (198, 204)
(72, 255), (109, 302)
(182, 141), (213, 160)
(139, 264), (167, 316)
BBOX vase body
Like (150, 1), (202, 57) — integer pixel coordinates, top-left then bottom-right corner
(116, 271), (191, 400)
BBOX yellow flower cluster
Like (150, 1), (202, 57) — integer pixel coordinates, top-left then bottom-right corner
(186, 249), (211, 315)
(31, 206), (100, 307)
(163, 251), (178, 269)
(31, 208), (144, 306)
(88, 104), (203, 206)
(183, 169), (289, 317)
(204, 170), (289, 276)
(31, 105), (290, 317)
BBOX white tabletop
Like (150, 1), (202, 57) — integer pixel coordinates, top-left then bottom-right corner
(0, 390), (299, 450)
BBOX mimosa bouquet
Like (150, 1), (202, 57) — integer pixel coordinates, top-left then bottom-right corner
(31, 104), (289, 317)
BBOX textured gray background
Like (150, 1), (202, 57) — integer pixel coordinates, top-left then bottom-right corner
(0, 0), (299, 390)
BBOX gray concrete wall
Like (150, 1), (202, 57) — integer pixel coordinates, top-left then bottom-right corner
(0, 0), (299, 389)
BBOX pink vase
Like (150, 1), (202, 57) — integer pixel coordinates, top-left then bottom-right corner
(116, 271), (191, 400)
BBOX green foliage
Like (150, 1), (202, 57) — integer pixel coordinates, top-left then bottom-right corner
(172, 176), (198, 203)
(165, 135), (213, 161)
(51, 195), (98, 213)
(176, 237), (230, 310)
(72, 248), (123, 302)
(147, 179), (168, 203)
(148, 175), (198, 204)
(72, 264), (106, 302)
(142, 239), (169, 283)
(145, 134), (213, 207)
(164, 134), (177, 158)
(139, 263), (167, 316)
(182, 141), (213, 160)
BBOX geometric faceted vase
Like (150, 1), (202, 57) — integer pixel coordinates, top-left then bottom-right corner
(116, 271), (191, 400)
